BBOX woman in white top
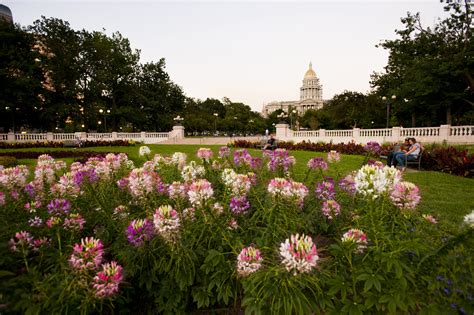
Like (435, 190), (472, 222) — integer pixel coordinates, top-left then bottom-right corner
(394, 137), (421, 170)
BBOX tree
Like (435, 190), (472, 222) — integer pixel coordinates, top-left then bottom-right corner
(0, 21), (44, 132)
(371, 1), (474, 126)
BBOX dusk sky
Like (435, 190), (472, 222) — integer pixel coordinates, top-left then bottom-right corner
(5, 1), (448, 112)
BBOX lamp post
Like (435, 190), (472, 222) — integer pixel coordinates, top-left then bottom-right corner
(99, 109), (111, 131)
(249, 119), (254, 135)
(290, 109), (297, 130)
(173, 115), (184, 125)
(213, 113), (218, 135)
(277, 112), (287, 124)
(382, 95), (396, 129)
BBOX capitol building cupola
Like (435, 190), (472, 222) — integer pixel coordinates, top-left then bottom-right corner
(300, 62), (322, 101)
(262, 62), (325, 117)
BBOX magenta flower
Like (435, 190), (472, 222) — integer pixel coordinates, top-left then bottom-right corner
(69, 237), (104, 270)
(237, 246), (263, 276)
(63, 213), (86, 231)
(126, 219), (154, 246)
(9, 231), (33, 252)
(233, 149), (253, 167)
(364, 141), (382, 155)
(321, 200), (341, 220)
(229, 196), (251, 215)
(315, 179), (336, 200)
(218, 146), (230, 158)
(266, 149), (296, 172)
(92, 261), (124, 298)
(338, 174), (356, 195)
(307, 157), (328, 170)
(280, 234), (319, 274)
(47, 198), (72, 215)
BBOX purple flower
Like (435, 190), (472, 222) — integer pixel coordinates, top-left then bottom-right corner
(229, 196), (251, 215)
(364, 141), (382, 155)
(126, 219), (154, 246)
(315, 179), (336, 200)
(307, 157), (328, 170)
(219, 146), (230, 158)
(47, 198), (71, 215)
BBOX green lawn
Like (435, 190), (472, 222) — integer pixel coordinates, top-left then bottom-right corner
(4, 144), (473, 225)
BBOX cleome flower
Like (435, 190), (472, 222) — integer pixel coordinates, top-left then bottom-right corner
(69, 237), (104, 270)
(341, 229), (368, 253)
(187, 179), (214, 207)
(181, 161), (206, 183)
(390, 181), (421, 210)
(280, 233), (319, 274)
(126, 218), (154, 246)
(221, 168), (252, 197)
(321, 199), (341, 220)
(354, 164), (401, 199)
(218, 146), (230, 158)
(229, 196), (251, 215)
(92, 261), (124, 299)
(268, 178), (308, 207)
(9, 231), (34, 252)
(307, 157), (328, 171)
(153, 205), (180, 242)
(327, 151), (341, 163)
(139, 145), (151, 157)
(197, 148), (214, 161)
(237, 246), (263, 277)
(364, 141), (382, 155)
(463, 210), (474, 228)
(315, 179), (336, 200)
(422, 214), (438, 224)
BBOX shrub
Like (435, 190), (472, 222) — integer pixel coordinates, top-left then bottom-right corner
(0, 140), (135, 149)
(0, 149), (472, 313)
(0, 156), (17, 168)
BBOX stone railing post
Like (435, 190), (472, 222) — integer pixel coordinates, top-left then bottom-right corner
(439, 124), (450, 142)
(140, 131), (146, 143)
(7, 132), (15, 142)
(319, 129), (326, 139)
(276, 123), (290, 139)
(392, 127), (401, 142)
(47, 132), (54, 141)
(111, 132), (117, 141)
(171, 125), (185, 140)
(353, 128), (360, 142)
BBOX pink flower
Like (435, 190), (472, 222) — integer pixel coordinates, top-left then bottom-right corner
(307, 157), (328, 170)
(69, 237), (104, 270)
(422, 214), (438, 224)
(92, 261), (124, 298)
(341, 229), (368, 253)
(315, 179), (336, 200)
(153, 205), (180, 242)
(321, 200), (341, 220)
(187, 179), (214, 207)
(390, 182), (421, 210)
(327, 150), (341, 163)
(197, 148), (214, 161)
(126, 219), (154, 246)
(63, 213), (86, 231)
(9, 231), (33, 252)
(237, 246), (263, 276)
(219, 146), (230, 158)
(280, 234), (319, 274)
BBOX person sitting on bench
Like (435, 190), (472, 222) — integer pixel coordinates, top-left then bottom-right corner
(263, 135), (276, 150)
(387, 138), (410, 167)
(394, 137), (421, 171)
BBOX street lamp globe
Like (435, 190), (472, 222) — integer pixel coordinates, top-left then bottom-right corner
(99, 109), (103, 114)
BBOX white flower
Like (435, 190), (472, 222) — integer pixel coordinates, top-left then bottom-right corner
(464, 210), (474, 228)
(354, 164), (401, 199)
(139, 146), (151, 157)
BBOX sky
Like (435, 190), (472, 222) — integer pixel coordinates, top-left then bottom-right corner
(4, 0), (449, 112)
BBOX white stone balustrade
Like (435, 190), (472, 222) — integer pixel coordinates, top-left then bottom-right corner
(276, 124), (474, 144)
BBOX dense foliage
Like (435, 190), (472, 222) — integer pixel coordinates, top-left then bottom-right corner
(0, 148), (472, 314)
(0, 140), (134, 149)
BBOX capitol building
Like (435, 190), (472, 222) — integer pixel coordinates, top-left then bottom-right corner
(262, 62), (324, 117)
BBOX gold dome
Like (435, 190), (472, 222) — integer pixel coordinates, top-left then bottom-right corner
(304, 62), (316, 78)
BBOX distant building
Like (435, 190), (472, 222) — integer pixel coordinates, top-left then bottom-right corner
(0, 4), (13, 24)
(262, 62), (324, 117)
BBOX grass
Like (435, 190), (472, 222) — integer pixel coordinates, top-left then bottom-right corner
(3, 144), (473, 225)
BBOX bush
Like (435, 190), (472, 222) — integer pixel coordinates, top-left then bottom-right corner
(235, 140), (474, 177)
(0, 140), (135, 149)
(0, 156), (17, 168)
(0, 149), (472, 314)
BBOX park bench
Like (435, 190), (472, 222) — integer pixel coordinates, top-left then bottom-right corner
(379, 148), (424, 170)
(63, 139), (81, 148)
(256, 138), (278, 150)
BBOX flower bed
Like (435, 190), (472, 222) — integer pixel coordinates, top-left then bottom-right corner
(0, 149), (472, 314)
(234, 140), (474, 177)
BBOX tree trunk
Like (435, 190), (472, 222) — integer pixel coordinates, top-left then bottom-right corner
(411, 113), (416, 127)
